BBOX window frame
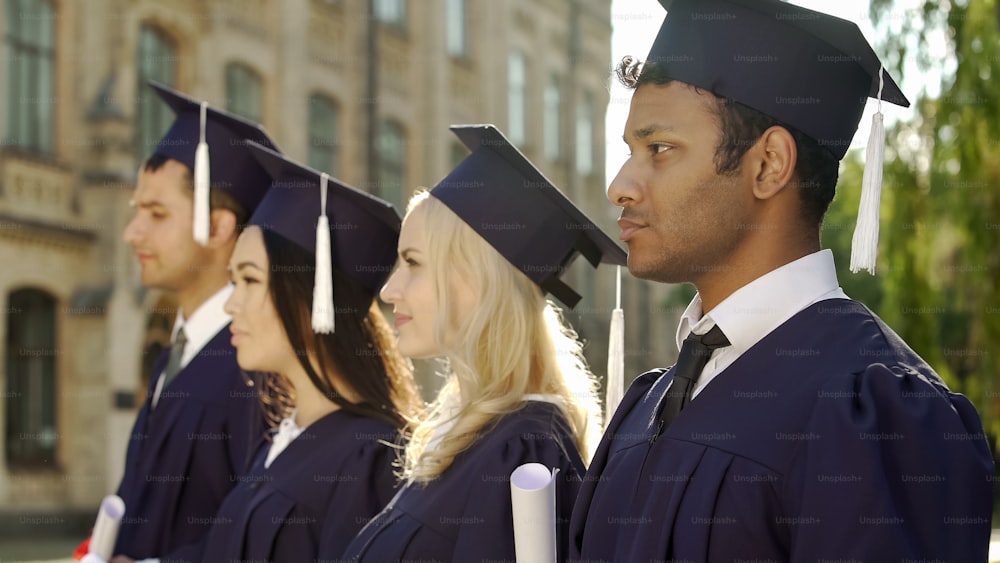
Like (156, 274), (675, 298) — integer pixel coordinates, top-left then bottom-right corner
(374, 0), (407, 29)
(135, 24), (177, 164)
(225, 61), (265, 123)
(507, 50), (527, 147)
(5, 288), (59, 470)
(307, 92), (341, 176)
(575, 90), (594, 176)
(4, 0), (57, 155)
(376, 118), (407, 206)
(544, 75), (562, 162)
(445, 0), (467, 58)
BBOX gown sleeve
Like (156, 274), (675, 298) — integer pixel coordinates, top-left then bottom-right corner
(450, 421), (585, 563)
(315, 433), (401, 557)
(785, 362), (994, 562)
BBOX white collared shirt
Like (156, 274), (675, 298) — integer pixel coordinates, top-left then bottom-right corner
(170, 283), (234, 367)
(265, 410), (305, 468)
(676, 249), (848, 399)
(151, 284), (234, 406)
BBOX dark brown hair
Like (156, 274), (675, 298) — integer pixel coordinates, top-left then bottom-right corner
(144, 153), (250, 230)
(258, 228), (422, 430)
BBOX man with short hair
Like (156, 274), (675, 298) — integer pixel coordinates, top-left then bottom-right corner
(109, 82), (277, 562)
(569, 1), (993, 561)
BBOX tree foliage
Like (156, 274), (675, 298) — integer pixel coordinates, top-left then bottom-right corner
(827, 0), (1000, 451)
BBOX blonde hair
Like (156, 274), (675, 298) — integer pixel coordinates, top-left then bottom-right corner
(401, 191), (602, 483)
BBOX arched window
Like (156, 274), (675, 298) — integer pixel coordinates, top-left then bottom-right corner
(377, 119), (406, 206)
(136, 25), (176, 163)
(225, 62), (263, 122)
(308, 93), (340, 176)
(576, 90), (594, 176)
(544, 75), (561, 161)
(5, 0), (56, 154)
(507, 51), (527, 147)
(5, 288), (58, 468)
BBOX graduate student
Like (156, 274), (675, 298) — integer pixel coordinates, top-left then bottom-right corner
(196, 145), (421, 562)
(110, 83), (275, 562)
(338, 125), (626, 563)
(569, 1), (995, 561)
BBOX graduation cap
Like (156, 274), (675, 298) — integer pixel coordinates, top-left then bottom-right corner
(429, 124), (627, 309)
(647, 0), (908, 274)
(148, 81), (279, 246)
(247, 142), (402, 333)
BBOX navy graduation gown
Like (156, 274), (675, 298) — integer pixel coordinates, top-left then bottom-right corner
(199, 410), (400, 563)
(339, 400), (586, 563)
(569, 299), (994, 562)
(114, 327), (264, 561)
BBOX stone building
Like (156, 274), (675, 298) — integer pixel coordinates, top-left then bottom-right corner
(0, 0), (677, 529)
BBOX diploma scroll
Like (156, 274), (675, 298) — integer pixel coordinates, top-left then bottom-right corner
(88, 494), (125, 561)
(510, 463), (559, 563)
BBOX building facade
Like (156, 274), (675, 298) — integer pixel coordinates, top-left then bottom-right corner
(0, 0), (677, 526)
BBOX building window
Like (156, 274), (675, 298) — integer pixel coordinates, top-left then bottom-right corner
(4, 0), (55, 154)
(450, 142), (469, 169)
(576, 91), (594, 176)
(136, 25), (176, 163)
(225, 62), (263, 122)
(308, 93), (340, 176)
(446, 0), (467, 57)
(377, 119), (406, 206)
(374, 0), (405, 27)
(507, 51), (527, 147)
(544, 75), (561, 161)
(5, 289), (58, 469)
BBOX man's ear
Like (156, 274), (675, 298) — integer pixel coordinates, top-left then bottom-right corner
(207, 208), (238, 248)
(750, 125), (797, 201)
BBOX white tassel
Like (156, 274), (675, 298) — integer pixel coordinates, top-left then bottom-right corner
(312, 173), (335, 334)
(850, 66), (886, 275)
(605, 266), (624, 428)
(193, 101), (211, 246)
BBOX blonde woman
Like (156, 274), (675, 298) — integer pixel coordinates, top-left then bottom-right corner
(338, 125), (626, 562)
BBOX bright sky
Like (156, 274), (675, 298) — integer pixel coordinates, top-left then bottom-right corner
(604, 0), (950, 182)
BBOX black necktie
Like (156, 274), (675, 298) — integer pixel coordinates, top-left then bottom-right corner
(655, 325), (730, 438)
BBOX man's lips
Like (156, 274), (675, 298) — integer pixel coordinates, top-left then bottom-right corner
(617, 217), (647, 241)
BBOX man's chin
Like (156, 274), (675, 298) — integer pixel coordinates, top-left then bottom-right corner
(626, 258), (692, 285)
(627, 255), (666, 281)
(139, 272), (173, 292)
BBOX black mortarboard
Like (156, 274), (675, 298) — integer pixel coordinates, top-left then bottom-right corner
(148, 81), (279, 243)
(429, 124), (627, 309)
(648, 0), (909, 159)
(248, 142), (401, 331)
(649, 0), (908, 274)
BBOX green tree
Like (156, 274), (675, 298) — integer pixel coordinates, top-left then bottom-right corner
(851, 0), (1000, 454)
